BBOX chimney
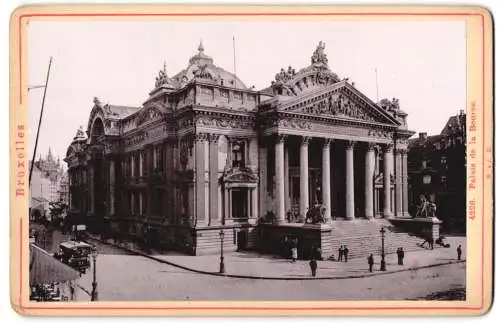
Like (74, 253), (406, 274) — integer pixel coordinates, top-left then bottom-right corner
(419, 132), (427, 140)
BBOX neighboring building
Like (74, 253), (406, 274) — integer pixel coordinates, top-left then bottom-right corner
(29, 149), (68, 221)
(408, 110), (466, 232)
(65, 41), (415, 255)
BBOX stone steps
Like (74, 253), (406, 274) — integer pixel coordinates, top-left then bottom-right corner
(326, 219), (425, 260)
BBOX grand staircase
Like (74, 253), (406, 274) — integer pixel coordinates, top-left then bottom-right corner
(326, 219), (424, 260)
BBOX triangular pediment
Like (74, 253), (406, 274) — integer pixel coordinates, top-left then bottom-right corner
(279, 82), (400, 126)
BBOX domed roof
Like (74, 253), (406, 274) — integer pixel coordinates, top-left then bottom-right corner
(151, 41), (248, 93)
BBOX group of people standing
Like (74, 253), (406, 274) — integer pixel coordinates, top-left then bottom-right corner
(396, 247), (405, 265)
(337, 245), (349, 262)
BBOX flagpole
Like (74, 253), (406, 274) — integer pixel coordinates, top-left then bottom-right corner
(29, 56), (53, 186)
(233, 36), (237, 78)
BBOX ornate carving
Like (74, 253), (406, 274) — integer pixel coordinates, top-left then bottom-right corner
(195, 115), (254, 130)
(383, 144), (394, 153)
(276, 134), (288, 143)
(93, 97), (102, 107)
(209, 134), (220, 144)
(274, 66), (297, 84)
(368, 129), (391, 138)
(345, 140), (356, 149)
(367, 142), (376, 151)
(323, 138), (332, 147)
(311, 41), (328, 66)
(301, 136), (312, 145)
(155, 62), (175, 89)
(277, 118), (312, 130)
(195, 132), (209, 142)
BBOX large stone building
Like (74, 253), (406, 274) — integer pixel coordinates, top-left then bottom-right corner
(30, 149), (67, 221)
(408, 111), (466, 233)
(65, 41), (417, 256)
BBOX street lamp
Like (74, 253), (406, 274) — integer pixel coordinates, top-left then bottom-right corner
(219, 229), (225, 274)
(380, 227), (387, 271)
(90, 246), (99, 301)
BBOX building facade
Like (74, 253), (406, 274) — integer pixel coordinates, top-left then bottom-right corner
(65, 42), (414, 255)
(30, 149), (67, 221)
(408, 111), (466, 233)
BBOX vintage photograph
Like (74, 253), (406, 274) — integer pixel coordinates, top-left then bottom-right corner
(23, 13), (472, 305)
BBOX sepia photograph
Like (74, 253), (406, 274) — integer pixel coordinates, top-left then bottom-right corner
(9, 4), (493, 317)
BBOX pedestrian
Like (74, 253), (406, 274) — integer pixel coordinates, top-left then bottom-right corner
(367, 253), (374, 272)
(430, 238), (434, 250)
(344, 245), (349, 262)
(400, 248), (405, 265)
(338, 245), (343, 262)
(291, 246), (298, 263)
(457, 245), (462, 260)
(309, 257), (318, 277)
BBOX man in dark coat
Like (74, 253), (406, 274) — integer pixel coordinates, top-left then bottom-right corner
(457, 245), (462, 260)
(338, 246), (343, 262)
(399, 248), (405, 265)
(368, 254), (374, 272)
(344, 245), (349, 262)
(309, 258), (318, 277)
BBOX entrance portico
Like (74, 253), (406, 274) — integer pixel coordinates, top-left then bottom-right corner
(258, 79), (413, 222)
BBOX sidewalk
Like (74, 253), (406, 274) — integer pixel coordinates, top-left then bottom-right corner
(87, 234), (466, 280)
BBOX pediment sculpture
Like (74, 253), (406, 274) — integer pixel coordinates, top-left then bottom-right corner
(221, 166), (258, 184)
(294, 92), (377, 122)
(311, 41), (328, 66)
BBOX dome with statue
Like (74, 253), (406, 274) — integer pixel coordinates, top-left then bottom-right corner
(150, 41), (248, 96)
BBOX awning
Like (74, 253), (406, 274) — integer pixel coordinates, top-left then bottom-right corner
(29, 244), (81, 285)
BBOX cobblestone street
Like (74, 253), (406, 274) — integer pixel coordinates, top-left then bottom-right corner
(31, 225), (466, 301)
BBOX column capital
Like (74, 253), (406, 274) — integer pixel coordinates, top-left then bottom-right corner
(383, 143), (394, 153)
(208, 134), (220, 144)
(195, 132), (209, 143)
(367, 142), (376, 151)
(394, 148), (406, 155)
(323, 138), (333, 148)
(345, 140), (356, 149)
(275, 134), (288, 143)
(301, 136), (312, 145)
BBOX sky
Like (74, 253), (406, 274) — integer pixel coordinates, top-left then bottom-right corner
(28, 19), (466, 164)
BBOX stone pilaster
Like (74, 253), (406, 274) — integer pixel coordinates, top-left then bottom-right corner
(299, 136), (311, 222)
(195, 133), (208, 225)
(259, 145), (268, 217)
(395, 149), (403, 217)
(383, 144), (394, 218)
(345, 141), (355, 220)
(109, 160), (115, 215)
(275, 135), (286, 223)
(322, 138), (332, 222)
(402, 149), (409, 217)
(365, 144), (375, 219)
(284, 145), (290, 214)
(209, 134), (220, 225)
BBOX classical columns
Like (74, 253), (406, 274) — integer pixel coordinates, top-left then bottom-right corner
(365, 144), (375, 219)
(299, 136), (311, 222)
(195, 133), (208, 225)
(258, 145), (268, 217)
(275, 135), (286, 223)
(402, 149), (409, 217)
(345, 141), (355, 220)
(139, 151), (144, 177)
(383, 144), (394, 218)
(322, 139), (332, 222)
(109, 160), (115, 215)
(284, 146), (290, 213)
(395, 149), (403, 217)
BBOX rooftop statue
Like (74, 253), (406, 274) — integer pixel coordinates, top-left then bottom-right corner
(311, 41), (328, 66)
